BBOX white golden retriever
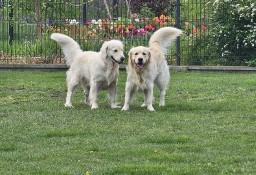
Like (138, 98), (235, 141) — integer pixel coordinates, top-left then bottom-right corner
(51, 33), (125, 109)
(122, 27), (182, 111)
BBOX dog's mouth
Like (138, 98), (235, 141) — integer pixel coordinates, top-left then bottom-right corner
(111, 56), (123, 64)
(135, 58), (145, 69)
(136, 62), (145, 69)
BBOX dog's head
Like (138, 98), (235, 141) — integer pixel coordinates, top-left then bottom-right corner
(129, 46), (151, 69)
(101, 40), (125, 64)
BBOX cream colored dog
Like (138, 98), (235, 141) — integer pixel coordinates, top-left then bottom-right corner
(51, 33), (125, 109)
(122, 27), (182, 111)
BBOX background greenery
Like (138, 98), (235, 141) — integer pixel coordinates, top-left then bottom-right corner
(0, 70), (256, 174)
(0, 0), (255, 66)
(211, 0), (256, 66)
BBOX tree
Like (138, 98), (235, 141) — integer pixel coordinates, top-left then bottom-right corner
(103, 0), (112, 19)
(130, 0), (176, 17)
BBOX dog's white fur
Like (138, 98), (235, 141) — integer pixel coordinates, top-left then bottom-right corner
(122, 27), (182, 111)
(51, 33), (125, 109)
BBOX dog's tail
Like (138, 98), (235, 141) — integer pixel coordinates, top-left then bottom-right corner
(149, 27), (182, 54)
(51, 33), (82, 66)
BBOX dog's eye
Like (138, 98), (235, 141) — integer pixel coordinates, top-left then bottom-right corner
(114, 49), (118, 52)
(143, 52), (146, 55)
(135, 53), (138, 55)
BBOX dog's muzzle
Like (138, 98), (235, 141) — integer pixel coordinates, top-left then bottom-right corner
(136, 58), (145, 69)
(111, 56), (125, 64)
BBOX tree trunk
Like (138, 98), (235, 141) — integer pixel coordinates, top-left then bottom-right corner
(103, 0), (112, 19)
(125, 0), (131, 18)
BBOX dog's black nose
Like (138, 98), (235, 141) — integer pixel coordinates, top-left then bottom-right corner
(138, 58), (143, 63)
(121, 57), (125, 62)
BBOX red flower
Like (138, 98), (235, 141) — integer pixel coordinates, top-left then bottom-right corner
(201, 24), (207, 31)
(128, 23), (134, 31)
(145, 24), (154, 31)
(192, 27), (198, 34)
(160, 20), (165, 26)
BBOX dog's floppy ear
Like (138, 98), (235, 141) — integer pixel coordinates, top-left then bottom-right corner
(147, 48), (151, 60)
(128, 49), (133, 65)
(100, 41), (108, 58)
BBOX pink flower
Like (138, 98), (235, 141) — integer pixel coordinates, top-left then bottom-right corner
(86, 21), (92, 25)
(137, 28), (147, 35)
(133, 29), (138, 36)
(132, 13), (138, 18)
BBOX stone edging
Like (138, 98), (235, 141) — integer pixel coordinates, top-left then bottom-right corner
(170, 66), (256, 73)
(1, 64), (256, 73)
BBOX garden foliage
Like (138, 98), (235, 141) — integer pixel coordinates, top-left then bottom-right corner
(130, 0), (176, 17)
(212, 0), (256, 66)
(1, 0), (256, 66)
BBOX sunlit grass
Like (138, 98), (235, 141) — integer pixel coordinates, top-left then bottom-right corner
(0, 70), (256, 175)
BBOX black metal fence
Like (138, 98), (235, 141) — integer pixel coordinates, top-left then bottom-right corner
(0, 0), (253, 66)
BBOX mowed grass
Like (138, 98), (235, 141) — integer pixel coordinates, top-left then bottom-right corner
(0, 70), (256, 175)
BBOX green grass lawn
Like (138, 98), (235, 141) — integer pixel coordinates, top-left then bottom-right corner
(0, 70), (256, 175)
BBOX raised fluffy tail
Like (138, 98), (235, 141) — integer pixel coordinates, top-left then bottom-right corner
(149, 27), (182, 54)
(51, 33), (82, 66)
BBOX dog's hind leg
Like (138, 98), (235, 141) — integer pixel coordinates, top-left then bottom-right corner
(81, 78), (90, 106)
(157, 80), (169, 107)
(156, 82), (168, 107)
(83, 86), (90, 106)
(65, 79), (79, 108)
(159, 88), (166, 106)
(156, 72), (169, 107)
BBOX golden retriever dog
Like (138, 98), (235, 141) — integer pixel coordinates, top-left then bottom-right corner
(122, 27), (182, 111)
(51, 33), (125, 109)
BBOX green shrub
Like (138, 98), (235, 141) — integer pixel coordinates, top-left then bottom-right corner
(181, 31), (219, 66)
(211, 0), (256, 66)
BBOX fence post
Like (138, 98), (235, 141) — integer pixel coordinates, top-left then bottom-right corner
(9, 2), (14, 45)
(175, 0), (181, 66)
(83, 1), (87, 24)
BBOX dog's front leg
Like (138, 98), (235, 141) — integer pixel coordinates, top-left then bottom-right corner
(108, 81), (120, 108)
(122, 83), (135, 111)
(141, 89), (149, 108)
(89, 81), (99, 109)
(146, 85), (155, 111)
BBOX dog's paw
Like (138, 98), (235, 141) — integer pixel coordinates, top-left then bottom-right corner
(84, 100), (90, 106)
(91, 104), (99, 109)
(121, 106), (129, 111)
(141, 103), (147, 108)
(65, 103), (73, 108)
(159, 102), (165, 106)
(111, 104), (121, 109)
(147, 106), (155, 112)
